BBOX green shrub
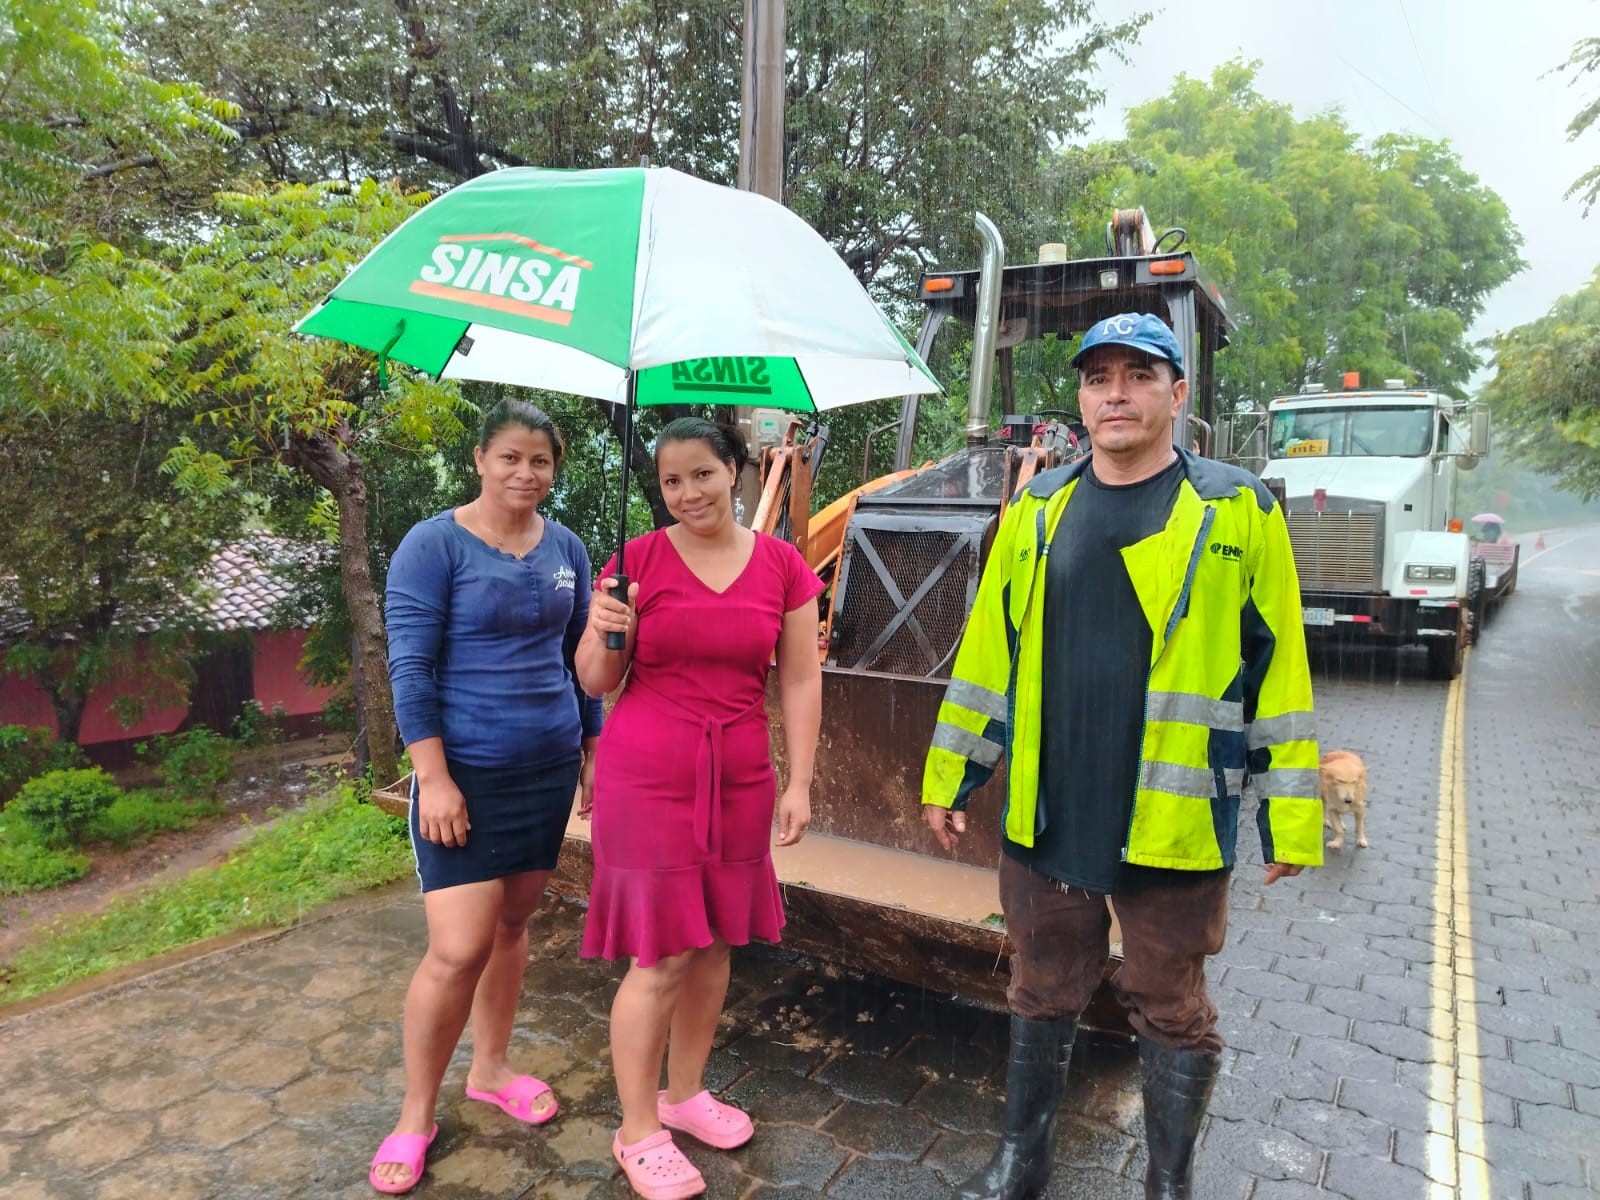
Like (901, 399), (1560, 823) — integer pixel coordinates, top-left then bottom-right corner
(232, 700), (290, 749)
(0, 725), (88, 807)
(85, 789), (210, 850)
(140, 728), (235, 805)
(10, 768), (126, 848)
(0, 838), (91, 895)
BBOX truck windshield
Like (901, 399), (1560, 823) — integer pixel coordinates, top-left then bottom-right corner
(1268, 405), (1434, 459)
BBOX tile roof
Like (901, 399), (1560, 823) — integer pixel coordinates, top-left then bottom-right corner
(0, 534), (329, 642)
(202, 535), (324, 631)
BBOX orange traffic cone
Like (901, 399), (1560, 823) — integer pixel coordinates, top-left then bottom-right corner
(1535, 532), (1546, 551)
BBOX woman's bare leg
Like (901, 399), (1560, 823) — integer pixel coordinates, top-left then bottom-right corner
(463, 870), (554, 1117)
(662, 940), (731, 1104)
(373, 881), (499, 1187)
(610, 949), (693, 1145)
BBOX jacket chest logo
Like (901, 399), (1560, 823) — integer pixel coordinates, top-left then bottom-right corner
(1209, 541), (1242, 561)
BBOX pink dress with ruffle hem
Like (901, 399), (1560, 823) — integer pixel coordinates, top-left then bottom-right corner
(581, 530), (824, 967)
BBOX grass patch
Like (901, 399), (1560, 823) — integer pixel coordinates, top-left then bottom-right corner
(85, 789), (221, 850)
(0, 838), (91, 895)
(0, 785), (412, 1003)
(0, 788), (224, 895)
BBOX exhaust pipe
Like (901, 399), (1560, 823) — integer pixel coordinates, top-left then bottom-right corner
(966, 212), (1005, 447)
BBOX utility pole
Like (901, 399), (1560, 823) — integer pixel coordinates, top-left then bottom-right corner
(733, 0), (786, 523)
(739, 0), (786, 202)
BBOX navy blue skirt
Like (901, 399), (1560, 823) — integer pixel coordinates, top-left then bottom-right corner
(409, 756), (580, 892)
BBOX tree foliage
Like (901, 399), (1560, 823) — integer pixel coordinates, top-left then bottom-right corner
(0, 0), (237, 412)
(162, 180), (470, 784)
(1558, 34), (1600, 215)
(129, 0), (1144, 523)
(1044, 61), (1524, 409)
(1480, 269), (1600, 500)
(0, 406), (246, 743)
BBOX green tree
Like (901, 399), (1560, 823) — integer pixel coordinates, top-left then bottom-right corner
(0, 0), (237, 415)
(129, 0), (1143, 516)
(163, 180), (468, 786)
(1045, 61), (1524, 410)
(1480, 269), (1600, 500)
(0, 407), (246, 744)
(1558, 34), (1600, 215)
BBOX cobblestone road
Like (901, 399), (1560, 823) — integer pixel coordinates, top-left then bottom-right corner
(0, 526), (1595, 1200)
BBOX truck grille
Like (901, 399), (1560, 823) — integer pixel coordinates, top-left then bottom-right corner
(1286, 510), (1381, 591)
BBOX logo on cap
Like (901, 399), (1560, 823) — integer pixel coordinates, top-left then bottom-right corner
(1071, 312), (1185, 376)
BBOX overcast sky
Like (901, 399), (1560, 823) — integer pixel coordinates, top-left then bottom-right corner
(1085, 0), (1596, 372)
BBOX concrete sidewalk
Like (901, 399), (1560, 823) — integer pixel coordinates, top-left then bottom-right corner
(0, 890), (1150, 1200)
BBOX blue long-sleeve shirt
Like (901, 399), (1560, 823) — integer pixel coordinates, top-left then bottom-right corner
(385, 511), (603, 770)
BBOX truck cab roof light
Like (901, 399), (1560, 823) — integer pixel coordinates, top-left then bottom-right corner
(922, 277), (955, 293)
(1148, 258), (1187, 275)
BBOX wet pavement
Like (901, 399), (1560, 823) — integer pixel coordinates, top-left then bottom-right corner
(1, 525), (1598, 1200)
(0, 893), (1150, 1200)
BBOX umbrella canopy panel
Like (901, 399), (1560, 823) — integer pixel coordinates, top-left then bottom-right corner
(296, 166), (937, 410)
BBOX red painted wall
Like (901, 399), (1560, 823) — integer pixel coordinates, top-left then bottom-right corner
(0, 630), (332, 746)
(251, 630), (335, 718)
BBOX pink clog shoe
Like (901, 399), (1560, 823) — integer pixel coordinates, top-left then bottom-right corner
(657, 1089), (754, 1150)
(612, 1128), (706, 1200)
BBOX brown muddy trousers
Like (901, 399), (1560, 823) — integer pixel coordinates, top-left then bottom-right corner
(998, 854), (1231, 1055)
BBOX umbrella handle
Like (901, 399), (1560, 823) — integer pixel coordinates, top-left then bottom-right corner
(604, 573), (630, 651)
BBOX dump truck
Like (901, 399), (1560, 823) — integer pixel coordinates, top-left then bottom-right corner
(557, 209), (1233, 1027)
(1223, 378), (1497, 680)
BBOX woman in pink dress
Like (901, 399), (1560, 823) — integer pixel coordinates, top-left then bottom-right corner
(576, 417), (822, 1200)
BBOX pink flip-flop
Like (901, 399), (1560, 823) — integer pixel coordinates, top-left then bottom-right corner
(657, 1088), (754, 1150)
(612, 1129), (706, 1200)
(464, 1074), (559, 1124)
(368, 1123), (438, 1195)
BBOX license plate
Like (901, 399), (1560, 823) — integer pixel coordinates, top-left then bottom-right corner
(1303, 607), (1336, 627)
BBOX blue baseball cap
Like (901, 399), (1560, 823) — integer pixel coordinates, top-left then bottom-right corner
(1070, 313), (1185, 377)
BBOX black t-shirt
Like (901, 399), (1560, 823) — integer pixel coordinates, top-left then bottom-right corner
(1003, 455), (1219, 893)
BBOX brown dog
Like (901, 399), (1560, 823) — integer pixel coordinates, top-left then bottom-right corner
(1321, 750), (1369, 850)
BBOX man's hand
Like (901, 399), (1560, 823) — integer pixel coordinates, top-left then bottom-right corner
(1263, 863), (1303, 885)
(924, 803), (967, 852)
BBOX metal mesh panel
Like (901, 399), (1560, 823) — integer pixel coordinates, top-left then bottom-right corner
(1287, 511), (1380, 590)
(833, 525), (980, 677)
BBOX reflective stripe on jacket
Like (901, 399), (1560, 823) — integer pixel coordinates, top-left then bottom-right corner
(923, 449), (1323, 871)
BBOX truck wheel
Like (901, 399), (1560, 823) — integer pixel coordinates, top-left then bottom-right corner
(1465, 558), (1487, 645)
(1427, 632), (1464, 680)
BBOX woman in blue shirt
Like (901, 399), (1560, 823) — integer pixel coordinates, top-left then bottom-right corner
(369, 399), (603, 1195)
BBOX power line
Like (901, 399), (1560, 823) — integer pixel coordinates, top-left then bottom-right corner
(1336, 55), (1443, 135)
(1398, 0), (1443, 127)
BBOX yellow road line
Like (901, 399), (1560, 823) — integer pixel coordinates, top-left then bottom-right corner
(1425, 649), (1492, 1199)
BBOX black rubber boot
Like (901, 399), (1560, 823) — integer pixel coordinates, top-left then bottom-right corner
(1139, 1040), (1220, 1199)
(955, 1014), (1077, 1200)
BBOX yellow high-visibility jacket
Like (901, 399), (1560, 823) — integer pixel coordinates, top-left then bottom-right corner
(923, 450), (1323, 870)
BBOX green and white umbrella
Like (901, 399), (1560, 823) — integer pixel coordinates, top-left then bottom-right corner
(295, 165), (939, 613)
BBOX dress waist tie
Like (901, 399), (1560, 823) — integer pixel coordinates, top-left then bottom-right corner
(625, 680), (768, 858)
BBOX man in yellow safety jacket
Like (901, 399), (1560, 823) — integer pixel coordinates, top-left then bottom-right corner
(923, 313), (1322, 1200)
